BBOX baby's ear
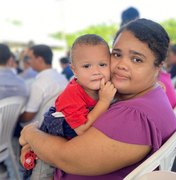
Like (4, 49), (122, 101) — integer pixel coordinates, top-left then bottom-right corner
(70, 64), (76, 76)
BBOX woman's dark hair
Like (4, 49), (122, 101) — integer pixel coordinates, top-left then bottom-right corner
(113, 18), (170, 66)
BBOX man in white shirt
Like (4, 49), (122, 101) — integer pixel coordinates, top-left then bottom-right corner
(19, 44), (67, 124)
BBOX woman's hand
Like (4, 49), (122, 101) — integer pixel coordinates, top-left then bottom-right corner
(19, 121), (39, 146)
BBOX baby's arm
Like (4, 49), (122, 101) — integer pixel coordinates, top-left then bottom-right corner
(74, 79), (117, 135)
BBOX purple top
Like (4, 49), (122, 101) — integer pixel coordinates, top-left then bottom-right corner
(56, 86), (176, 180)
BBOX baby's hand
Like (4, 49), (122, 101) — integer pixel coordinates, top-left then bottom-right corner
(99, 78), (117, 103)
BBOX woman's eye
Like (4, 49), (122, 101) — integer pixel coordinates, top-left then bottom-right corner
(132, 58), (142, 63)
(111, 52), (121, 58)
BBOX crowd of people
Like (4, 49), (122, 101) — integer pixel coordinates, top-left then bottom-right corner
(0, 6), (176, 180)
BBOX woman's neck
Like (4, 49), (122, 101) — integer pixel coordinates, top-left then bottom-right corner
(117, 83), (158, 101)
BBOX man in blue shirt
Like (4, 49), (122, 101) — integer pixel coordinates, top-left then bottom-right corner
(0, 44), (28, 99)
(59, 56), (74, 81)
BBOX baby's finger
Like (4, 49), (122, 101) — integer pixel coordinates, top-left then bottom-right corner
(100, 78), (105, 88)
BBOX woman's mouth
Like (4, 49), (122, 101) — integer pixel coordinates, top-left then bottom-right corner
(114, 73), (129, 80)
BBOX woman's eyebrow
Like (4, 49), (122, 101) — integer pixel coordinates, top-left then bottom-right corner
(112, 48), (121, 52)
(130, 50), (146, 59)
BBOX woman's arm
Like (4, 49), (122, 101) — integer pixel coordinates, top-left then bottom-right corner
(20, 123), (151, 176)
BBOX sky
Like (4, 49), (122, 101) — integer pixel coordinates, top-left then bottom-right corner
(0, 0), (175, 43)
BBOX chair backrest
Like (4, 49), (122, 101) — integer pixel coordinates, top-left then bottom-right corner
(0, 96), (26, 151)
(124, 131), (176, 180)
(138, 171), (176, 180)
(33, 92), (61, 126)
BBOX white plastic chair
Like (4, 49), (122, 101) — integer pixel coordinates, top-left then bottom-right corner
(124, 131), (176, 180)
(138, 171), (176, 180)
(0, 96), (26, 180)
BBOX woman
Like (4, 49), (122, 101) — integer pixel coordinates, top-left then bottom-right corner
(20, 19), (176, 180)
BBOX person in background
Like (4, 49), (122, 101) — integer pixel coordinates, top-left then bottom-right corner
(19, 19), (176, 180)
(120, 6), (140, 27)
(10, 52), (23, 74)
(0, 44), (28, 180)
(158, 69), (176, 109)
(167, 44), (176, 78)
(0, 44), (28, 99)
(20, 55), (38, 80)
(20, 44), (68, 123)
(15, 44), (68, 139)
(59, 56), (74, 81)
(166, 44), (176, 86)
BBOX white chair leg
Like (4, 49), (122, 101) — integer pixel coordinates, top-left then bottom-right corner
(8, 145), (21, 180)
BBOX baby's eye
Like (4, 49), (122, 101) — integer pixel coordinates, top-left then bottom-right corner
(82, 64), (91, 68)
(99, 63), (107, 67)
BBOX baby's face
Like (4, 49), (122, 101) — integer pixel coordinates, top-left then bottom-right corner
(71, 44), (110, 91)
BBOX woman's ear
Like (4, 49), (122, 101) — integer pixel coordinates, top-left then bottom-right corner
(155, 67), (161, 78)
(155, 63), (163, 78)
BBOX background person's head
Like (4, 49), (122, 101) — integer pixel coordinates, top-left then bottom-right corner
(0, 44), (11, 66)
(111, 18), (170, 99)
(70, 34), (111, 91)
(120, 6), (140, 27)
(167, 44), (176, 65)
(28, 44), (53, 72)
(59, 56), (70, 69)
(22, 55), (31, 70)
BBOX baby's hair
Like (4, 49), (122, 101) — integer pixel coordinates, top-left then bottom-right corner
(113, 18), (170, 67)
(70, 34), (110, 63)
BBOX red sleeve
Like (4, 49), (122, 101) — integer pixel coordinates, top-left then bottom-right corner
(55, 84), (89, 129)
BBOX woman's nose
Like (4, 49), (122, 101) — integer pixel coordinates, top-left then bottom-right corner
(116, 59), (128, 71)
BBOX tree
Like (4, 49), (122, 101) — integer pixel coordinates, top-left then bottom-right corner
(161, 19), (176, 44)
(51, 18), (176, 49)
(51, 23), (118, 49)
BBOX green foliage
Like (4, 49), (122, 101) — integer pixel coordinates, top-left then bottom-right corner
(51, 23), (119, 49)
(51, 32), (65, 39)
(161, 19), (176, 44)
(6, 19), (22, 26)
(51, 18), (176, 49)
(66, 23), (118, 48)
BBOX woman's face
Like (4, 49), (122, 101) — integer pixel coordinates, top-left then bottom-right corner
(111, 31), (160, 99)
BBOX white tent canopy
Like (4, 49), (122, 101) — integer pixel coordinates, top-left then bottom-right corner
(0, 23), (66, 48)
